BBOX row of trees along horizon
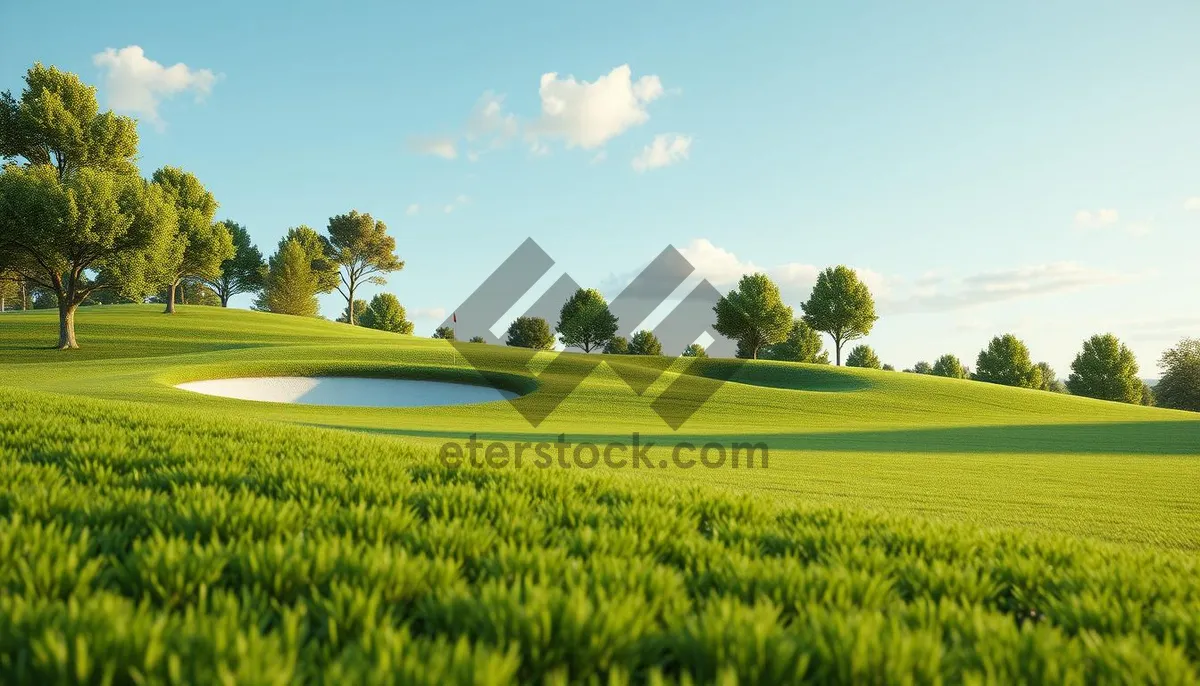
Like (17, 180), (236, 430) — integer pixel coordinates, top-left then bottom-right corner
(2, 62), (1198, 413)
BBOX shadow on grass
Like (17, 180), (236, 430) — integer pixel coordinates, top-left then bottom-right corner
(307, 421), (1200, 456)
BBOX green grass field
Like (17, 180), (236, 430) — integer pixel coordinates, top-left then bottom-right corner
(3, 304), (1200, 682)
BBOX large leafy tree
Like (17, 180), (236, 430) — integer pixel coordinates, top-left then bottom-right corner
(1066, 334), (1142, 404)
(556, 287), (618, 352)
(359, 293), (414, 334)
(603, 336), (629, 354)
(801, 266), (878, 365)
(1155, 338), (1200, 412)
(323, 210), (402, 326)
(204, 221), (265, 306)
(931, 353), (968, 379)
(761, 319), (829, 363)
(505, 316), (555, 349)
(845, 344), (881, 369)
(151, 166), (232, 313)
(283, 225), (339, 293)
(713, 273), (793, 360)
(337, 299), (368, 324)
(253, 236), (320, 317)
(432, 326), (455, 341)
(0, 64), (173, 348)
(973, 334), (1041, 388)
(628, 330), (664, 356)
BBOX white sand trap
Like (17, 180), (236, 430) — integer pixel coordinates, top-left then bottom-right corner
(176, 376), (518, 407)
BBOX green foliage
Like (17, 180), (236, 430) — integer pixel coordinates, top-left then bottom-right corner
(801, 266), (878, 365)
(504, 316), (555, 349)
(931, 354), (968, 379)
(713, 273), (793, 360)
(682, 343), (708, 358)
(762, 319), (829, 363)
(603, 336), (628, 355)
(881, 363), (895, 371)
(468, 336), (486, 344)
(974, 335), (1041, 389)
(205, 221), (265, 306)
(1035, 362), (1068, 393)
(907, 361), (933, 374)
(628, 330), (664, 356)
(1156, 338), (1200, 412)
(323, 210), (403, 325)
(282, 226), (340, 293)
(845, 345), (881, 369)
(1065, 334), (1143, 404)
(150, 166), (232, 313)
(1141, 382), (1156, 407)
(337, 300), (369, 324)
(358, 293), (414, 334)
(254, 237), (320, 317)
(556, 288), (618, 353)
(432, 326), (455, 341)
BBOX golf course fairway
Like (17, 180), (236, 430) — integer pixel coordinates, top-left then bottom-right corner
(3, 304), (1200, 682)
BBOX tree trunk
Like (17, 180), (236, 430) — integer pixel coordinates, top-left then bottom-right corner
(165, 280), (177, 314)
(20, 281), (28, 310)
(58, 301), (78, 349)
(220, 293), (230, 307)
(347, 285), (356, 325)
(835, 340), (842, 366)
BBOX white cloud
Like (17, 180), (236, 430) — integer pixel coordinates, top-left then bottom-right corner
(408, 136), (458, 160)
(1073, 208), (1119, 229)
(632, 133), (692, 172)
(888, 262), (1132, 314)
(529, 65), (665, 149)
(1184, 197), (1200, 211)
(92, 46), (216, 129)
(466, 92), (518, 144)
(405, 204), (420, 216)
(413, 307), (447, 320)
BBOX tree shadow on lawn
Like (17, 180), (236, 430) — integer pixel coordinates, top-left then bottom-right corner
(309, 421), (1200, 456)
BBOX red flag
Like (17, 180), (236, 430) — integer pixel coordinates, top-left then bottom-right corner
(452, 312), (457, 323)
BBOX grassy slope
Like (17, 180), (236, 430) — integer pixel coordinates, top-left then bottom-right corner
(3, 305), (1200, 550)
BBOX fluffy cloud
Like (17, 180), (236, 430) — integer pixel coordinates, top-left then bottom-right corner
(528, 65), (664, 149)
(412, 307), (447, 320)
(466, 92), (518, 144)
(888, 262), (1131, 314)
(408, 136), (458, 160)
(405, 204), (420, 216)
(1184, 197), (1200, 211)
(631, 134), (692, 172)
(92, 46), (216, 128)
(1073, 208), (1119, 229)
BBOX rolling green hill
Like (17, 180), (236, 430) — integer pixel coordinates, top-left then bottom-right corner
(2, 305), (1200, 682)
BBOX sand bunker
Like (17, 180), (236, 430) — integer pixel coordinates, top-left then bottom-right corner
(175, 376), (518, 407)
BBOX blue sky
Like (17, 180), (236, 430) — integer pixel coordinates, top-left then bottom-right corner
(4, 1), (1199, 375)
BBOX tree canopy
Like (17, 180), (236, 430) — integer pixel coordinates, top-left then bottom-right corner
(151, 166), (232, 313)
(603, 336), (629, 355)
(713, 273), (792, 360)
(323, 210), (402, 325)
(1036, 362), (1068, 394)
(907, 361), (934, 374)
(931, 354), (968, 379)
(801, 266), (877, 365)
(204, 221), (265, 307)
(358, 293), (413, 334)
(1065, 334), (1142, 404)
(845, 344), (881, 369)
(253, 236), (321, 317)
(337, 300), (368, 324)
(556, 288), (618, 353)
(628, 330), (664, 356)
(762, 319), (829, 363)
(0, 64), (173, 348)
(973, 334), (1041, 388)
(505, 316), (555, 349)
(682, 343), (708, 358)
(432, 326), (455, 341)
(1154, 338), (1200, 412)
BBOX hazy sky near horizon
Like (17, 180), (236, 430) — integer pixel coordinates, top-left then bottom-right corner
(3, 1), (1199, 374)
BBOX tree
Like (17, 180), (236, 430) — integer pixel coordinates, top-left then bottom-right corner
(337, 300), (368, 324)
(762, 319), (829, 363)
(1065, 334), (1142, 404)
(1140, 382), (1155, 407)
(846, 344), (881, 369)
(973, 334), (1041, 388)
(254, 237), (320, 317)
(604, 336), (628, 354)
(931, 354), (968, 379)
(0, 270), (19, 311)
(713, 273), (793, 360)
(468, 336), (486, 344)
(556, 287), (618, 352)
(283, 225), (339, 292)
(204, 221), (265, 307)
(682, 343), (708, 358)
(907, 361), (934, 374)
(322, 210), (402, 326)
(628, 330), (664, 356)
(801, 266), (878, 365)
(432, 326), (456, 341)
(358, 293), (414, 334)
(0, 64), (173, 348)
(1036, 362), (1068, 394)
(881, 363), (896, 371)
(151, 166), (232, 314)
(1155, 338), (1200, 412)
(505, 316), (555, 349)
